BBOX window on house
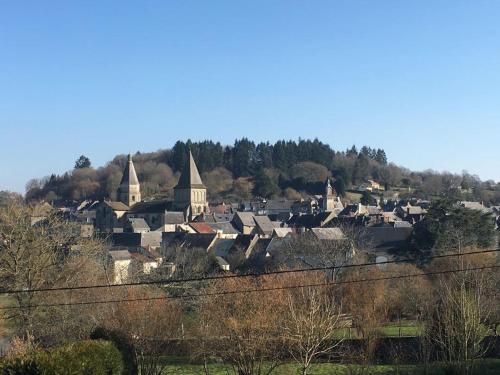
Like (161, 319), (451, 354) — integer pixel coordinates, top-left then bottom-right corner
(132, 196), (135, 201)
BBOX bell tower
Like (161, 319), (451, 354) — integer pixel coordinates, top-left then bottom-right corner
(117, 154), (141, 207)
(322, 178), (336, 212)
(173, 150), (209, 218)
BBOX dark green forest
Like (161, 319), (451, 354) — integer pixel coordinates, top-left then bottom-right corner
(22, 139), (500, 204)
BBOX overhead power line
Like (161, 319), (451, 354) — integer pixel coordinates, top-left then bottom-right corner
(0, 248), (498, 296)
(1, 264), (498, 311)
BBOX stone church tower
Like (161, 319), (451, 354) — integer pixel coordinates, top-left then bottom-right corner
(117, 154), (141, 207)
(322, 178), (336, 212)
(174, 150), (209, 217)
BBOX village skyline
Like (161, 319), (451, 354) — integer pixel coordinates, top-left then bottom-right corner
(1, 136), (500, 195)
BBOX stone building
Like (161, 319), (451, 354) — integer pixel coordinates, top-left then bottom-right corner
(173, 150), (209, 218)
(117, 154), (141, 207)
(322, 178), (335, 211)
(95, 200), (129, 233)
(95, 150), (209, 233)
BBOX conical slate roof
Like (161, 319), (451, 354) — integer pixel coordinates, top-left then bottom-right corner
(120, 154), (140, 186)
(175, 150), (205, 189)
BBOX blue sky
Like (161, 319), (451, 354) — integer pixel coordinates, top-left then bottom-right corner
(1, 1), (499, 193)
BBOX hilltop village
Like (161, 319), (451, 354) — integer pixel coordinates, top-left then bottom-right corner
(31, 150), (499, 284)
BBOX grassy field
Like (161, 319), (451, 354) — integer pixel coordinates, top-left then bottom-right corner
(158, 359), (500, 375)
(345, 191), (363, 203)
(336, 320), (422, 339)
(380, 321), (422, 337)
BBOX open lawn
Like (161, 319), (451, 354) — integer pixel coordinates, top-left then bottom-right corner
(381, 321), (422, 337)
(345, 191), (362, 203)
(336, 321), (422, 339)
(158, 359), (500, 375)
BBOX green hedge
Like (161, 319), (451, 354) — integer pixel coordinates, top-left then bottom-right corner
(0, 340), (124, 375)
(91, 327), (138, 375)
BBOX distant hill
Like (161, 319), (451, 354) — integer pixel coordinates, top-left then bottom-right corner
(24, 139), (500, 205)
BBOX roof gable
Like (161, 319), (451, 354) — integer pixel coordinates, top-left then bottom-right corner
(253, 215), (275, 235)
(105, 201), (130, 211)
(190, 222), (216, 234)
(234, 212), (256, 227)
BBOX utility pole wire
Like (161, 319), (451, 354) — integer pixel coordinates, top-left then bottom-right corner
(1, 264), (498, 311)
(0, 248), (498, 296)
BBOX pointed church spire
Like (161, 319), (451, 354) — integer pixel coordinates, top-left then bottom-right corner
(176, 150), (206, 189)
(325, 178), (334, 196)
(119, 154), (140, 186)
(117, 154), (141, 206)
(173, 150), (209, 218)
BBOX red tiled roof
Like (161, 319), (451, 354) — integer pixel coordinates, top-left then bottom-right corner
(189, 222), (216, 234)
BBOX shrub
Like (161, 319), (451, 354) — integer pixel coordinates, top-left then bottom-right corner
(0, 340), (124, 375)
(91, 327), (138, 375)
(0, 357), (40, 375)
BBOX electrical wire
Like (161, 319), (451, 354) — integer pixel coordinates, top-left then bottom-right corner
(1, 248), (498, 296)
(1, 263), (498, 311)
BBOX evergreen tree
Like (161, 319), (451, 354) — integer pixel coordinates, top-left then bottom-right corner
(172, 141), (189, 172)
(256, 142), (274, 168)
(360, 191), (375, 205)
(74, 155), (91, 169)
(332, 177), (346, 197)
(352, 154), (369, 185)
(272, 141), (289, 171)
(360, 146), (370, 157)
(346, 145), (358, 157)
(252, 168), (280, 198)
(232, 138), (257, 177)
(375, 149), (388, 165)
(413, 199), (496, 251)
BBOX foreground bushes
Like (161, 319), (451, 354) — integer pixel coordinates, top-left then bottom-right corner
(0, 340), (124, 375)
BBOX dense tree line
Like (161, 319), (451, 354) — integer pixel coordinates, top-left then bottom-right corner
(25, 139), (500, 204)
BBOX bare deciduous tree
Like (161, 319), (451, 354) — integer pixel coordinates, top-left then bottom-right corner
(105, 286), (184, 375)
(425, 248), (498, 375)
(194, 276), (287, 375)
(340, 266), (388, 366)
(0, 202), (110, 344)
(281, 273), (347, 375)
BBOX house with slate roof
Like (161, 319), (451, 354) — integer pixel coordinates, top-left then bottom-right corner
(205, 222), (240, 239)
(232, 212), (257, 234)
(124, 217), (150, 233)
(395, 202), (427, 224)
(253, 215), (278, 237)
(95, 200), (129, 233)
